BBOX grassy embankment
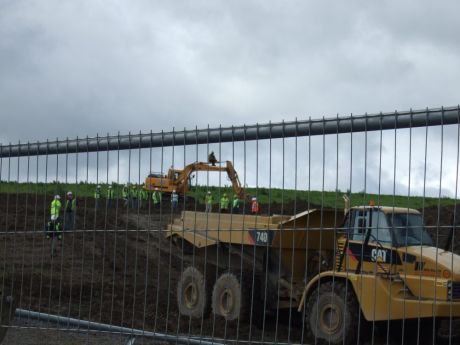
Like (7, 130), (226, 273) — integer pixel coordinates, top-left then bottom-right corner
(0, 181), (456, 209)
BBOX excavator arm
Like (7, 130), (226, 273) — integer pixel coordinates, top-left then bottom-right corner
(174, 161), (245, 198)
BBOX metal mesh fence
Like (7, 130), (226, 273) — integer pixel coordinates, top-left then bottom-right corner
(0, 106), (459, 345)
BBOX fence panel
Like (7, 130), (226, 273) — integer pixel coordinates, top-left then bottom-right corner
(1, 106), (460, 345)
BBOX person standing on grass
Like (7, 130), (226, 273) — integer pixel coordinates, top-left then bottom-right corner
(220, 193), (229, 213)
(251, 197), (259, 215)
(64, 191), (76, 230)
(106, 185), (114, 208)
(232, 194), (240, 213)
(205, 191), (213, 213)
(152, 187), (162, 209)
(171, 190), (179, 211)
(94, 185), (102, 209)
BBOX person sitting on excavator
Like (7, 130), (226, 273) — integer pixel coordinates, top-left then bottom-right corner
(208, 151), (217, 166)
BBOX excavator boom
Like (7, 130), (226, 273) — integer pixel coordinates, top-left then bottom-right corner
(145, 161), (245, 198)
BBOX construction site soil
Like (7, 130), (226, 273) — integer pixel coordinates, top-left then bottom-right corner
(0, 193), (459, 344)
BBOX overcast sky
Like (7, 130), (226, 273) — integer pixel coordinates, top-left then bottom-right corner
(1, 1), (459, 197)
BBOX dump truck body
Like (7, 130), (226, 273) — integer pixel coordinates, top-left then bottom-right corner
(169, 205), (460, 344)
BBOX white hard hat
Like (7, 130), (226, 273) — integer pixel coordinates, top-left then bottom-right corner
(252, 197), (256, 201)
(51, 215), (57, 221)
(54, 195), (61, 200)
(67, 191), (72, 196)
(207, 191), (211, 194)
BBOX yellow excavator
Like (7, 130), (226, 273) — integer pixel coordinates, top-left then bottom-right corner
(144, 160), (245, 198)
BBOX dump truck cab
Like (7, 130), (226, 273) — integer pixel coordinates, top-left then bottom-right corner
(336, 205), (460, 301)
(300, 204), (460, 344)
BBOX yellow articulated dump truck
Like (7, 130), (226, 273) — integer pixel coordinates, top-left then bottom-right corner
(167, 198), (460, 344)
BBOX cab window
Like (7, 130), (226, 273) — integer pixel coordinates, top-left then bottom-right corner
(350, 210), (392, 244)
(351, 210), (368, 241)
(371, 211), (392, 244)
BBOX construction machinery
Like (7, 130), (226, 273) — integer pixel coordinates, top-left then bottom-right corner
(167, 197), (460, 344)
(144, 161), (245, 198)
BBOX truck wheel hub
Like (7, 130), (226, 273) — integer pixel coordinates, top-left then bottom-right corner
(184, 283), (198, 308)
(220, 289), (234, 315)
(320, 304), (341, 334)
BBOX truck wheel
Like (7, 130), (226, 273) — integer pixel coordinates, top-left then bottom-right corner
(212, 272), (248, 321)
(177, 266), (210, 318)
(306, 281), (359, 345)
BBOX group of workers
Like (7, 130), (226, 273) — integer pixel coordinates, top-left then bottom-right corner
(204, 191), (259, 214)
(121, 183), (163, 209)
(45, 185), (260, 244)
(46, 191), (77, 242)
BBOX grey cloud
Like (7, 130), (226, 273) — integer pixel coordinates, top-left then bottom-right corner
(1, 1), (459, 198)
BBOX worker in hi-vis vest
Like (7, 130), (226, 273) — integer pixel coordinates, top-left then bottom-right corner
(152, 187), (162, 209)
(220, 193), (229, 213)
(205, 191), (213, 213)
(47, 195), (63, 241)
(232, 194), (240, 213)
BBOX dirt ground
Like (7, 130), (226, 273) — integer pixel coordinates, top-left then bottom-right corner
(0, 193), (459, 344)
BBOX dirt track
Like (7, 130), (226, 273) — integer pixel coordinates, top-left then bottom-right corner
(0, 193), (459, 344)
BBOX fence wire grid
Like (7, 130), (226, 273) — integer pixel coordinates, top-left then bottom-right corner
(1, 106), (460, 345)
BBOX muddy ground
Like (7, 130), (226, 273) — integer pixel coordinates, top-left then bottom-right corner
(0, 193), (459, 344)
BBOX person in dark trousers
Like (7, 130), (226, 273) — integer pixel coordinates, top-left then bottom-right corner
(46, 217), (62, 240)
(46, 216), (62, 257)
(64, 191), (76, 230)
(107, 185), (114, 208)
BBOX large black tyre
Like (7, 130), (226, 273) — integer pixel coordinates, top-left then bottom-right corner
(212, 272), (250, 321)
(177, 266), (211, 318)
(306, 281), (359, 345)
